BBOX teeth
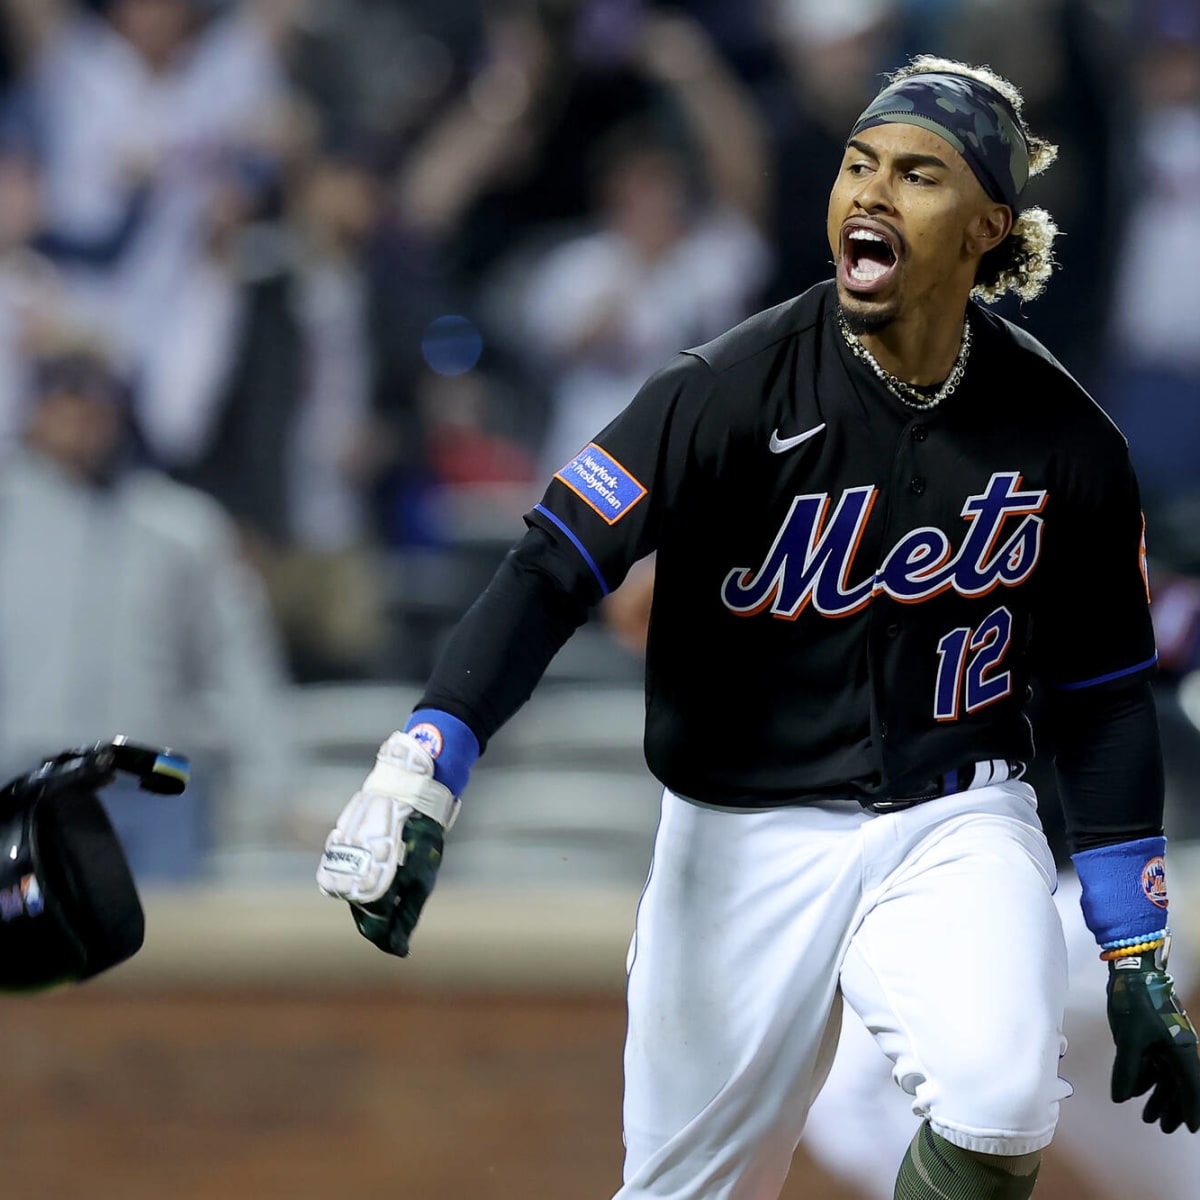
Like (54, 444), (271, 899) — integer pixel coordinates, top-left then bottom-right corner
(848, 229), (887, 243)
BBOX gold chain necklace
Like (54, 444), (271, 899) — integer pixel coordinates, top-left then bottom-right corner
(837, 312), (972, 412)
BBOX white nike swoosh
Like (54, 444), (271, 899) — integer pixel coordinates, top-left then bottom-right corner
(769, 423), (826, 454)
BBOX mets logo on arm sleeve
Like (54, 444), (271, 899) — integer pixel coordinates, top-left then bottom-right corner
(554, 444), (648, 525)
(1142, 856), (1168, 909)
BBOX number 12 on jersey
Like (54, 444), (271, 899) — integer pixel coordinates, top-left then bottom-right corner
(933, 606), (1014, 721)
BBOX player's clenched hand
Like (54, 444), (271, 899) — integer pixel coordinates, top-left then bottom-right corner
(315, 731), (460, 958)
(1107, 947), (1200, 1133)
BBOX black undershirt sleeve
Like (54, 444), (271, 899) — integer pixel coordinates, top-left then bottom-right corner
(416, 526), (598, 751)
(1043, 679), (1165, 854)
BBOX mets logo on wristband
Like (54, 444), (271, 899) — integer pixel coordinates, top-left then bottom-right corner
(1142, 855), (1168, 909)
(409, 723), (444, 759)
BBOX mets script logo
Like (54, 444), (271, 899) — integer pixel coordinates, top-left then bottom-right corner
(721, 472), (1046, 618)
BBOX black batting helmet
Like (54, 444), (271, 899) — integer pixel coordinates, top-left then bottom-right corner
(0, 737), (189, 991)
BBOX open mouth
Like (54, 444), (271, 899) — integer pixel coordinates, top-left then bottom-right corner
(839, 223), (900, 292)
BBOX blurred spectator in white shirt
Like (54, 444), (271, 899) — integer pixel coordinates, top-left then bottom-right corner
(140, 141), (392, 682)
(520, 11), (770, 476)
(1, 0), (291, 394)
(0, 337), (295, 879)
(0, 132), (160, 458)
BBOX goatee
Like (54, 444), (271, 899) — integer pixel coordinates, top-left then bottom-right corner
(838, 301), (894, 336)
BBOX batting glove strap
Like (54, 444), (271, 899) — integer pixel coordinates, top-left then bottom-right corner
(1072, 835), (1169, 949)
(361, 758), (460, 830)
(1107, 953), (1200, 1133)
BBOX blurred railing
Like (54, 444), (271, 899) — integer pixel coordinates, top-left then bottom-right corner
(113, 671), (1200, 993)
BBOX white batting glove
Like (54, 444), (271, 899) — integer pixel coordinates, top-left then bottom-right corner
(316, 731), (461, 906)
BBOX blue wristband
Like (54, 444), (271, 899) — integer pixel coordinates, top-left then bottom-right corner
(404, 709), (480, 797)
(1071, 835), (1169, 947)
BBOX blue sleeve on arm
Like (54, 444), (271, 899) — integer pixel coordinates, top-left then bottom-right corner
(1071, 835), (1170, 947)
(405, 709), (480, 797)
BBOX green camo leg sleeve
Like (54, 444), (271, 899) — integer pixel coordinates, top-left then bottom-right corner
(894, 1123), (1040, 1200)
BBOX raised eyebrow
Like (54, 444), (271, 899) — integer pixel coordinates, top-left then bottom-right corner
(845, 137), (949, 172)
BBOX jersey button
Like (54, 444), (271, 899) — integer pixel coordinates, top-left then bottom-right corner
(909, 475), (926, 495)
(887, 622), (900, 638)
(911, 424), (928, 442)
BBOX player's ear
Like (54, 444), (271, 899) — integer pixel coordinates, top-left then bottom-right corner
(965, 203), (1012, 260)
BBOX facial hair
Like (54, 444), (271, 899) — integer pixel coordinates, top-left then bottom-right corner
(838, 301), (895, 336)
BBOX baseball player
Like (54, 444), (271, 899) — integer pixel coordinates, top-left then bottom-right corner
(318, 56), (1200, 1199)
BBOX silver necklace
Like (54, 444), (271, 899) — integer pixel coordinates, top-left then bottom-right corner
(837, 311), (972, 411)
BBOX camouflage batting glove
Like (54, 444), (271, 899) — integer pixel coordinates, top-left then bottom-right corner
(1107, 944), (1200, 1133)
(316, 731), (461, 958)
(345, 812), (444, 958)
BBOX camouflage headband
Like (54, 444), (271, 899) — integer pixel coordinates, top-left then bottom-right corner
(850, 72), (1030, 210)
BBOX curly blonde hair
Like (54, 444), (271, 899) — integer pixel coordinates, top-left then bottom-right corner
(888, 55), (1060, 303)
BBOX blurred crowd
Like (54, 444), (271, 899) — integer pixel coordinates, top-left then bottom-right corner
(0, 0), (1196, 877)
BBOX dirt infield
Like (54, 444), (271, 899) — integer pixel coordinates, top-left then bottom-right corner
(0, 986), (1103, 1200)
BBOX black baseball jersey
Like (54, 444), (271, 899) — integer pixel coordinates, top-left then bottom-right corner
(521, 281), (1157, 806)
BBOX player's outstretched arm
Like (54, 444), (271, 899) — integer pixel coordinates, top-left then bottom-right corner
(315, 345), (695, 955)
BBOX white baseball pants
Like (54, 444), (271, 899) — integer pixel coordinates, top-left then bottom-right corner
(616, 780), (1070, 1200)
(802, 868), (1200, 1200)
